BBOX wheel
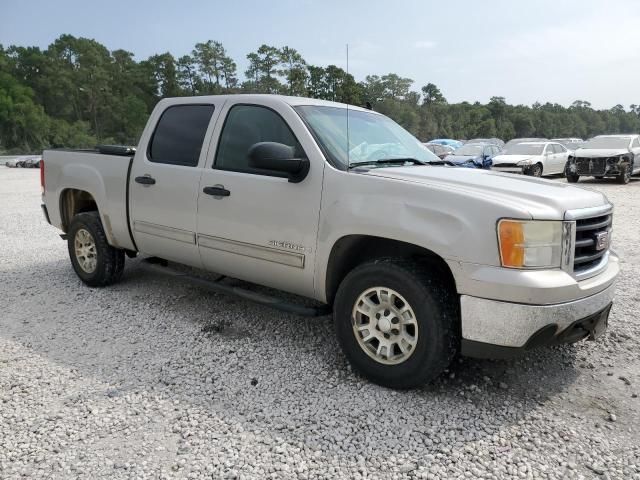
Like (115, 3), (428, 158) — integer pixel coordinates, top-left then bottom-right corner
(67, 212), (125, 287)
(565, 165), (580, 183)
(333, 258), (458, 389)
(616, 163), (631, 184)
(525, 163), (543, 177)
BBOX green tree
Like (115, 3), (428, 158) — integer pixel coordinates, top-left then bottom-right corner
(177, 55), (199, 94)
(278, 46), (307, 95)
(421, 83), (446, 105)
(243, 44), (282, 93)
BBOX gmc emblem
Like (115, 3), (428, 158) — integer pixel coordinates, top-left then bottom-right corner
(595, 231), (609, 251)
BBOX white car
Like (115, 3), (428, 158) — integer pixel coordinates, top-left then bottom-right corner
(491, 141), (569, 177)
(566, 134), (640, 184)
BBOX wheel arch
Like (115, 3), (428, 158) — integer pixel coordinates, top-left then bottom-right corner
(59, 188), (99, 233)
(324, 235), (457, 305)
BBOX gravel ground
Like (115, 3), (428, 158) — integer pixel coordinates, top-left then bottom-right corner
(1, 167), (639, 479)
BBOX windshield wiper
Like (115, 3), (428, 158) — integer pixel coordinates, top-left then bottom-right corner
(349, 157), (429, 169)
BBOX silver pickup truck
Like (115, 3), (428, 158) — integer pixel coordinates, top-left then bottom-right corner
(41, 95), (619, 388)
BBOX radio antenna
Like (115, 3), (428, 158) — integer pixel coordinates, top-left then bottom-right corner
(346, 43), (350, 168)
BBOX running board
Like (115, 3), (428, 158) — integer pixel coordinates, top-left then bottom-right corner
(141, 259), (331, 317)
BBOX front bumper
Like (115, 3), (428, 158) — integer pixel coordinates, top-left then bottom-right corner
(492, 166), (524, 174)
(570, 157), (626, 177)
(459, 282), (615, 358)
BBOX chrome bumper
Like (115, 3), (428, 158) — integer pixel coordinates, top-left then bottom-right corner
(460, 281), (616, 349)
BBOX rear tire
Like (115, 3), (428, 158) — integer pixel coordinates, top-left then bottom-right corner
(333, 258), (458, 389)
(67, 212), (125, 287)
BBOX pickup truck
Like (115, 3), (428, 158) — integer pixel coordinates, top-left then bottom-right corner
(41, 94), (619, 388)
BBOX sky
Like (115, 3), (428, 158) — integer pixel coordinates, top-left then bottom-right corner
(2, 0), (640, 109)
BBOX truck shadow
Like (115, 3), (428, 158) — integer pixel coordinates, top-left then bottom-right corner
(1, 256), (586, 456)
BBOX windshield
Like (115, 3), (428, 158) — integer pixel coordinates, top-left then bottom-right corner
(503, 144), (544, 155)
(582, 137), (631, 149)
(453, 144), (483, 156)
(294, 105), (439, 167)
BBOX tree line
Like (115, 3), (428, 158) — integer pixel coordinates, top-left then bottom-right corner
(1, 34), (640, 153)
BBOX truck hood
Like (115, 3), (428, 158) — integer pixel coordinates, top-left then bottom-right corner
(362, 166), (609, 219)
(492, 154), (539, 165)
(574, 148), (629, 158)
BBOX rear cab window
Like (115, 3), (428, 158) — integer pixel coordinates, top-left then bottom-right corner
(148, 104), (215, 167)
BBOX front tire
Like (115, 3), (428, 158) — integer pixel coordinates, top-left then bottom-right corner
(525, 163), (543, 177)
(68, 212), (125, 287)
(616, 163), (631, 184)
(566, 164), (580, 183)
(333, 258), (458, 389)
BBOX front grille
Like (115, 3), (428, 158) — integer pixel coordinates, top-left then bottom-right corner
(574, 214), (612, 273)
(575, 157), (607, 175)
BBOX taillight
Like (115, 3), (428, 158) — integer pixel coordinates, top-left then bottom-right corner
(40, 159), (45, 194)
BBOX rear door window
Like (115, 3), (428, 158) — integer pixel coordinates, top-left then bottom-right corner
(148, 105), (215, 167)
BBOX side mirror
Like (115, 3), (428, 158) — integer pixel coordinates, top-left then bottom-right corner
(248, 142), (310, 183)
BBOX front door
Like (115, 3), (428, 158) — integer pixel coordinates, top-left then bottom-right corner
(196, 101), (324, 298)
(543, 144), (559, 175)
(631, 137), (640, 174)
(129, 101), (222, 267)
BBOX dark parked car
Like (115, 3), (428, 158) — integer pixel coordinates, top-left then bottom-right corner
(445, 143), (500, 169)
(423, 143), (455, 159)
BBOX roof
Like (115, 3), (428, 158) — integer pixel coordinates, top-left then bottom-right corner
(158, 94), (375, 113)
(593, 134), (638, 138)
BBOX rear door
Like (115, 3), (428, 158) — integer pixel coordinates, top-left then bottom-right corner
(129, 100), (223, 267)
(196, 100), (324, 298)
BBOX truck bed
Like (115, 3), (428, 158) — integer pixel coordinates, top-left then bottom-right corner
(42, 148), (136, 251)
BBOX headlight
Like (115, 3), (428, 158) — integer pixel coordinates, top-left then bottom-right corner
(497, 220), (563, 268)
(517, 158), (533, 166)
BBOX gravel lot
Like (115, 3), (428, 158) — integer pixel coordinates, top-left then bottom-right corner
(1, 167), (639, 479)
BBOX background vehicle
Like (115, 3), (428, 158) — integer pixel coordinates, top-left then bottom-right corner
(428, 138), (463, 149)
(444, 142), (499, 169)
(466, 138), (504, 148)
(552, 137), (583, 147)
(41, 95), (618, 389)
(5, 155), (42, 168)
(566, 134), (640, 184)
(423, 143), (455, 159)
(492, 141), (569, 177)
(504, 137), (549, 149)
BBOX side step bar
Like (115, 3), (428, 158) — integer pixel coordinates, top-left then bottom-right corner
(141, 259), (331, 317)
